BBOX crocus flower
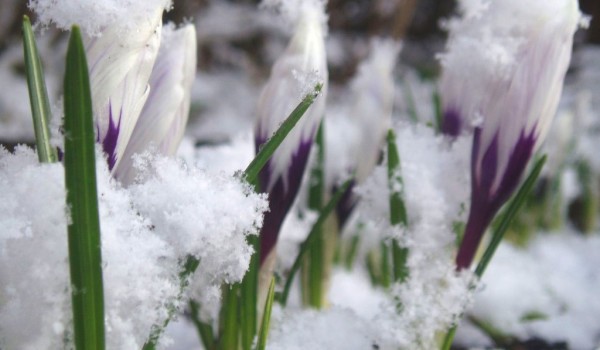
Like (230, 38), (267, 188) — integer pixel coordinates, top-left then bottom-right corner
(438, 0), (581, 269)
(255, 1), (328, 266)
(328, 39), (399, 228)
(84, 8), (163, 173)
(114, 24), (197, 184)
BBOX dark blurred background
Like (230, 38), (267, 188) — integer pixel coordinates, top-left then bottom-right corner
(2, 0), (597, 81)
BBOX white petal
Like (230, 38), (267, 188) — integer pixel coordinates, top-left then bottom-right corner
(439, 0), (581, 192)
(255, 3), (328, 191)
(85, 8), (163, 172)
(115, 24), (197, 184)
(350, 39), (399, 183)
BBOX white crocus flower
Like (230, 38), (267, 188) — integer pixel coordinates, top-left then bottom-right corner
(114, 24), (197, 185)
(85, 8), (163, 172)
(437, 0), (581, 269)
(327, 39), (399, 227)
(254, 0), (328, 266)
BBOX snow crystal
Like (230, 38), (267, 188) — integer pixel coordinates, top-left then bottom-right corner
(268, 305), (392, 350)
(0, 145), (267, 348)
(29, 0), (172, 36)
(466, 233), (600, 349)
(356, 123), (475, 348)
(128, 152), (268, 321)
(0, 147), (69, 350)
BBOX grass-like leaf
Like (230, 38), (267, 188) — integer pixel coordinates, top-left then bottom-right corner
(240, 235), (258, 350)
(256, 278), (276, 350)
(190, 300), (216, 350)
(22, 16), (57, 163)
(142, 256), (200, 350)
(474, 156), (546, 278)
(280, 178), (352, 306)
(244, 83), (323, 185)
(387, 129), (409, 283)
(305, 122), (326, 308)
(218, 284), (240, 350)
(64, 26), (105, 350)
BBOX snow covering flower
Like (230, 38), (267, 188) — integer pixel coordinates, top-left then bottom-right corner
(114, 24), (197, 184)
(254, 0), (328, 265)
(438, 0), (582, 269)
(327, 39), (399, 227)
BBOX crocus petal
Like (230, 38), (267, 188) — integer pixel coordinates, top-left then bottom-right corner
(255, 3), (328, 265)
(446, 0), (581, 269)
(348, 39), (398, 184)
(85, 8), (163, 172)
(114, 24), (197, 184)
(327, 39), (399, 228)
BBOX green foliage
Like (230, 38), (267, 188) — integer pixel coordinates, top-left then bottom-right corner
(63, 26), (105, 350)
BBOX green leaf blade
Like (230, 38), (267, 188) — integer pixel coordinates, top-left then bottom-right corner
(244, 84), (323, 184)
(64, 26), (105, 350)
(386, 129), (409, 283)
(256, 278), (276, 350)
(280, 178), (352, 306)
(22, 15), (57, 163)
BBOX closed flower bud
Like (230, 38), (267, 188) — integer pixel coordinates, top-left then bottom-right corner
(85, 8), (163, 172)
(329, 39), (400, 227)
(114, 24), (197, 184)
(255, 0), (328, 265)
(438, 0), (582, 269)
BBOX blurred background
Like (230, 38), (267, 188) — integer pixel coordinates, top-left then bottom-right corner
(0, 0), (598, 144)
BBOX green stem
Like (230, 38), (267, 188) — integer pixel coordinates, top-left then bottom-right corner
(218, 284), (240, 350)
(305, 123), (325, 308)
(142, 256), (200, 350)
(190, 300), (216, 350)
(280, 179), (352, 306)
(256, 278), (276, 350)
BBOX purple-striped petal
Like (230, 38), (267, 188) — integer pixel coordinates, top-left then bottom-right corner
(441, 0), (582, 269)
(456, 127), (536, 269)
(254, 3), (328, 265)
(114, 24), (197, 184)
(84, 9), (163, 173)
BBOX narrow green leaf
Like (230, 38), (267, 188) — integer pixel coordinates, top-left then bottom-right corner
(218, 284), (240, 350)
(305, 123), (325, 308)
(467, 315), (513, 347)
(256, 278), (276, 350)
(380, 242), (391, 288)
(280, 178), (352, 306)
(387, 129), (407, 227)
(143, 256), (200, 350)
(402, 78), (419, 123)
(244, 84), (323, 184)
(64, 26), (105, 350)
(22, 15), (57, 163)
(366, 252), (379, 286)
(344, 235), (361, 270)
(386, 129), (409, 282)
(440, 325), (457, 350)
(240, 235), (259, 350)
(474, 156), (546, 278)
(190, 300), (216, 350)
(432, 89), (443, 133)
